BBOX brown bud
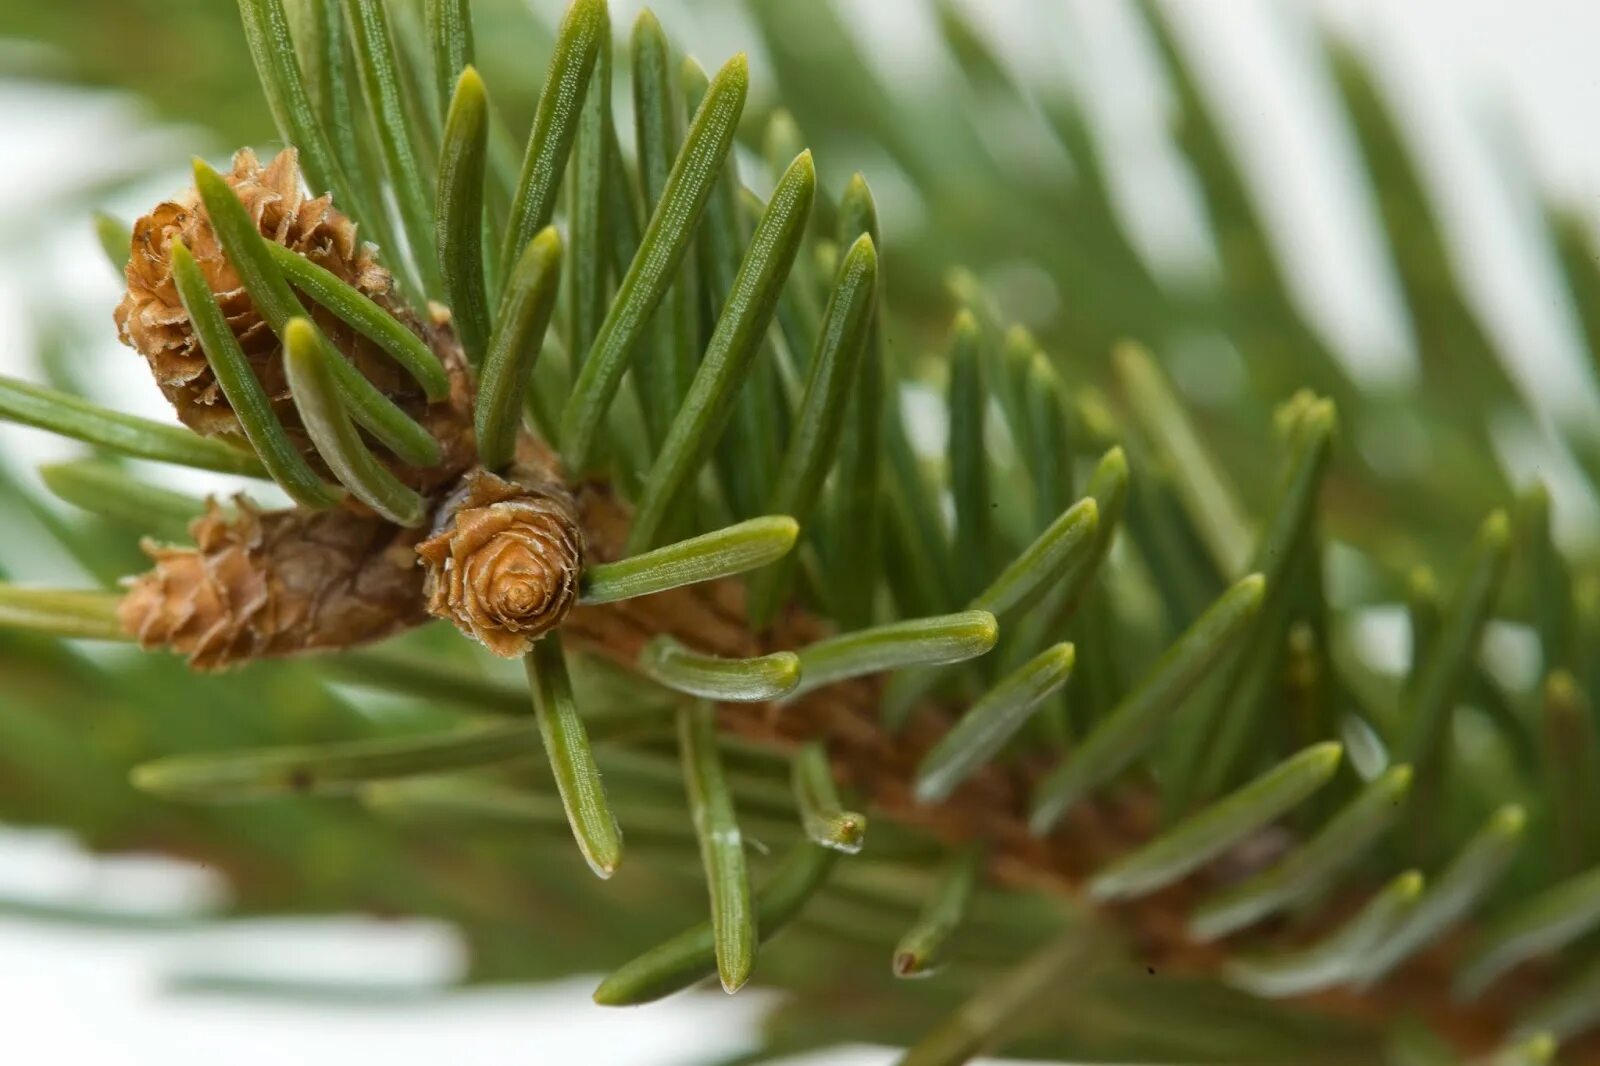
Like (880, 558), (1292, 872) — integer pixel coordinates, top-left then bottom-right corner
(416, 469), (584, 657)
(119, 499), (429, 670)
(113, 147), (476, 492)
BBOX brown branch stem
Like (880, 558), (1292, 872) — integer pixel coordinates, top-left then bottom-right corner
(560, 479), (1577, 1061)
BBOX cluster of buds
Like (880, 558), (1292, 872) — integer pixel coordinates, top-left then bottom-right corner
(113, 150), (583, 666)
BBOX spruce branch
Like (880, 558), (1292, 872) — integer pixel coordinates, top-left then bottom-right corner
(3, 0), (1599, 1060)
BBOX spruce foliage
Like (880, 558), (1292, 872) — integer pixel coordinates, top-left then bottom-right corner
(1, 1), (1599, 1062)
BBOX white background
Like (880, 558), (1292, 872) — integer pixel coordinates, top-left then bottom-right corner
(1, 1), (1599, 1062)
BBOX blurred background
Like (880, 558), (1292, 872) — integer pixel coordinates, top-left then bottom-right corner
(2, 0), (1600, 1062)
